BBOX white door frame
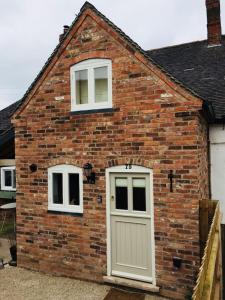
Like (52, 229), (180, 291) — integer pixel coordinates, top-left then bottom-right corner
(105, 165), (156, 285)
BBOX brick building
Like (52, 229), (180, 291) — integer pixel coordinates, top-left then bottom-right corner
(10, 1), (225, 299)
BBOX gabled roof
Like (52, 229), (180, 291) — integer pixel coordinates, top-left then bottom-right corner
(14, 1), (209, 120)
(11, 2), (225, 122)
(0, 100), (22, 134)
(147, 37), (225, 121)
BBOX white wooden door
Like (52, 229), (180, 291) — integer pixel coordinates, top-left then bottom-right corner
(110, 173), (153, 282)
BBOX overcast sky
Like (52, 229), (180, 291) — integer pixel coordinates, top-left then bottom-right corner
(0, 0), (224, 110)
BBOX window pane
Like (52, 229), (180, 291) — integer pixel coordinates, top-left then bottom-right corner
(69, 173), (80, 206)
(13, 170), (16, 189)
(133, 178), (146, 212)
(4, 171), (12, 187)
(94, 66), (108, 103)
(53, 173), (63, 204)
(75, 70), (88, 104)
(115, 178), (128, 210)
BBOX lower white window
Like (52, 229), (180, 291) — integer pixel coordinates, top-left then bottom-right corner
(48, 165), (83, 213)
(1, 166), (16, 191)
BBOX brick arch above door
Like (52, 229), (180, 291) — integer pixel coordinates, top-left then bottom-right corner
(106, 158), (154, 170)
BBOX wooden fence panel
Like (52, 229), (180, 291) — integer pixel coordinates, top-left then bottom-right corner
(193, 200), (221, 300)
(221, 224), (225, 299)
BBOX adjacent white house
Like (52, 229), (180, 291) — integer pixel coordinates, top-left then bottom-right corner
(210, 125), (225, 223)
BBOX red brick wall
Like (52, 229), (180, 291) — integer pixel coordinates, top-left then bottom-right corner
(14, 10), (208, 300)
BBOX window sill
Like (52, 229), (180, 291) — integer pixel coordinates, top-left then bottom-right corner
(47, 210), (83, 217)
(1, 188), (16, 192)
(70, 108), (118, 116)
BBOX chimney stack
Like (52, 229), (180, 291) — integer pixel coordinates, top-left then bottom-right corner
(206, 0), (222, 46)
(59, 25), (70, 42)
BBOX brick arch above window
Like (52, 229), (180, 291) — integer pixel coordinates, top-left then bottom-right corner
(70, 52), (112, 66)
(46, 158), (83, 169)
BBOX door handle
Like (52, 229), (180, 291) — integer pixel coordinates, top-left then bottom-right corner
(111, 195), (114, 201)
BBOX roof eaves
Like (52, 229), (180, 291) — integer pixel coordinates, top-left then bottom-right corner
(0, 128), (14, 148)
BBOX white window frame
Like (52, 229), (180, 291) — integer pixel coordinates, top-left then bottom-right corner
(70, 58), (112, 111)
(48, 165), (83, 213)
(1, 166), (16, 191)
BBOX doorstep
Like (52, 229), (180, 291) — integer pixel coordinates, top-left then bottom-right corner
(103, 276), (160, 293)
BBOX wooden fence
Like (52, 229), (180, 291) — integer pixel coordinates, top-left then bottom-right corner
(192, 200), (221, 300)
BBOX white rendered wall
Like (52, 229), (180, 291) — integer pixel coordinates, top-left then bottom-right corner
(210, 124), (225, 224)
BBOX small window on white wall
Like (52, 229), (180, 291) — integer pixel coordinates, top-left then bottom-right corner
(1, 166), (16, 191)
(70, 59), (112, 111)
(48, 165), (83, 213)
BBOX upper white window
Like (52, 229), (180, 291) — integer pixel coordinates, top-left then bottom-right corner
(48, 165), (83, 213)
(70, 59), (112, 111)
(1, 166), (16, 191)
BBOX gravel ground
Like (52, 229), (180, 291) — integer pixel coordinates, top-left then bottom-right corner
(1, 238), (109, 300)
(0, 267), (168, 300)
(0, 267), (110, 300)
(0, 239), (167, 300)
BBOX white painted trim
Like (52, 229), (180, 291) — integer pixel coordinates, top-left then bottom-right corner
(48, 164), (83, 213)
(150, 167), (156, 286)
(70, 58), (112, 112)
(106, 167), (111, 276)
(1, 166), (16, 191)
(111, 212), (151, 219)
(105, 164), (156, 285)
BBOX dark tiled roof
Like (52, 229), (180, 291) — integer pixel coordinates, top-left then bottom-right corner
(0, 100), (22, 134)
(147, 38), (225, 121)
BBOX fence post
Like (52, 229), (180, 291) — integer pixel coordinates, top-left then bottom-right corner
(199, 199), (209, 258)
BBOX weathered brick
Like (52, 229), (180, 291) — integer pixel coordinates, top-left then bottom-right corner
(13, 8), (209, 300)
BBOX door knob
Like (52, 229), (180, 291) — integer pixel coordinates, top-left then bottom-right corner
(111, 195), (114, 201)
